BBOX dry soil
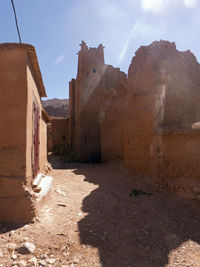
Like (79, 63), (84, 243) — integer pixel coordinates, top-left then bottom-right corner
(0, 156), (200, 267)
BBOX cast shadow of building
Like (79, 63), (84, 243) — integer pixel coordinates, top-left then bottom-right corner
(75, 164), (200, 267)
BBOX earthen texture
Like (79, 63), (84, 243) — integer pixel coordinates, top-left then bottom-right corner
(50, 118), (69, 152)
(69, 42), (127, 162)
(74, 42), (105, 161)
(0, 44), (48, 222)
(68, 79), (76, 149)
(101, 66), (127, 162)
(125, 40), (200, 197)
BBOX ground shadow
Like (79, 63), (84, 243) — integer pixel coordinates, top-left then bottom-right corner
(74, 163), (200, 267)
(0, 223), (26, 234)
(48, 155), (78, 170)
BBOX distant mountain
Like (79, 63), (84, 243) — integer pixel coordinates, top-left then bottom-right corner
(42, 98), (69, 118)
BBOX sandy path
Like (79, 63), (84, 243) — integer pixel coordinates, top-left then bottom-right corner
(0, 156), (200, 266)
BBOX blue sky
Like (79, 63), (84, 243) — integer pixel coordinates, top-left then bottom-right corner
(1, 0), (200, 99)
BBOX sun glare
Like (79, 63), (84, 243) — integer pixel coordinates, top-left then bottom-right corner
(141, 0), (166, 12)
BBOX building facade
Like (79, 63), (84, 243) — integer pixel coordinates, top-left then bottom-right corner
(0, 43), (50, 222)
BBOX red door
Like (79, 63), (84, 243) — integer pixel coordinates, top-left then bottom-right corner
(33, 102), (40, 178)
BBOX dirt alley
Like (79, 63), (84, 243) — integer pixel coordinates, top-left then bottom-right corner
(0, 156), (200, 267)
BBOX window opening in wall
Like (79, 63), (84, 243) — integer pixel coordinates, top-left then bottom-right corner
(93, 68), (96, 73)
(105, 110), (108, 118)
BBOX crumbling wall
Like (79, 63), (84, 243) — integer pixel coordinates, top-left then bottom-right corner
(74, 41), (105, 162)
(68, 79), (76, 150)
(125, 42), (160, 176)
(101, 65), (127, 162)
(125, 40), (200, 197)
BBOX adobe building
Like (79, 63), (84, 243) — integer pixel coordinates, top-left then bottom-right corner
(0, 43), (52, 222)
(47, 122), (53, 152)
(73, 41), (105, 162)
(69, 41), (127, 162)
(48, 117), (69, 153)
(68, 40), (200, 198)
(68, 78), (76, 150)
(125, 40), (200, 198)
(101, 65), (127, 162)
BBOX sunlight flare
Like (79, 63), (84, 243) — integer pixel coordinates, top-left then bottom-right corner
(141, 0), (167, 12)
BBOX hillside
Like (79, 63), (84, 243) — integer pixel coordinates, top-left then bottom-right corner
(42, 98), (69, 118)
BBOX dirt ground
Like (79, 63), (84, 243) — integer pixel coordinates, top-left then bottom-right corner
(0, 156), (200, 267)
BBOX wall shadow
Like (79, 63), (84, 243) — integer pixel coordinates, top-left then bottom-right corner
(0, 223), (26, 234)
(74, 164), (200, 267)
(48, 155), (79, 170)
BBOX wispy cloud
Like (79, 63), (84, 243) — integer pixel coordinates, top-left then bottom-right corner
(54, 55), (65, 64)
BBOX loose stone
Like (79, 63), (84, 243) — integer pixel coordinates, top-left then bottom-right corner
(17, 242), (36, 254)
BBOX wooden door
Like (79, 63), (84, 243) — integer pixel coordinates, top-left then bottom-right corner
(33, 102), (40, 178)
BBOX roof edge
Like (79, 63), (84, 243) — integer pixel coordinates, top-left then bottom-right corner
(0, 43), (47, 98)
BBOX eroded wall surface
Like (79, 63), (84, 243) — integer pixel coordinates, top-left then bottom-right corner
(125, 42), (160, 175)
(70, 42), (128, 162)
(74, 42), (105, 161)
(125, 40), (200, 194)
(68, 79), (76, 149)
(101, 66), (127, 162)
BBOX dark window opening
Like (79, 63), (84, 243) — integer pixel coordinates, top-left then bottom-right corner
(84, 134), (87, 143)
(93, 68), (96, 73)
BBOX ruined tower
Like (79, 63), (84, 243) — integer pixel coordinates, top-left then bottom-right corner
(74, 41), (105, 161)
(68, 42), (128, 162)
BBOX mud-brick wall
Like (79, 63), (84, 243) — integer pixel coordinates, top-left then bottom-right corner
(68, 79), (76, 149)
(125, 40), (200, 182)
(125, 92), (158, 176)
(39, 117), (48, 173)
(156, 131), (200, 178)
(0, 48), (35, 222)
(101, 66), (127, 162)
(154, 46), (200, 129)
(155, 130), (200, 198)
(47, 123), (53, 152)
(51, 118), (69, 152)
(74, 42), (105, 162)
(26, 58), (48, 180)
(124, 43), (160, 176)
